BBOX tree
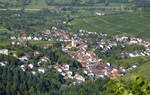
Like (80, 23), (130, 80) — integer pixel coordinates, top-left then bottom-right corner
(106, 76), (150, 95)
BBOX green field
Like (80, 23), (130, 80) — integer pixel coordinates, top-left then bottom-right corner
(25, 0), (47, 9)
(71, 12), (150, 38)
(0, 0), (134, 9)
(24, 40), (57, 46)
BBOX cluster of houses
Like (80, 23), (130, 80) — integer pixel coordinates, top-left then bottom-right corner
(11, 27), (74, 42)
(0, 61), (8, 67)
(1, 26), (150, 84)
(128, 50), (150, 58)
(0, 49), (9, 55)
(19, 55), (52, 74)
(115, 35), (150, 57)
(42, 27), (73, 42)
(115, 35), (150, 48)
(0, 47), (50, 74)
(97, 39), (118, 52)
(53, 63), (85, 84)
(63, 40), (127, 79)
(96, 12), (105, 16)
(82, 63), (126, 79)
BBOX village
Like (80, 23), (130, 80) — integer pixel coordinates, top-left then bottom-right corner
(0, 27), (150, 84)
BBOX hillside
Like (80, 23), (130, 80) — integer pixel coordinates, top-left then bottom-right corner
(124, 61), (150, 81)
(107, 56), (150, 80)
(71, 11), (150, 38)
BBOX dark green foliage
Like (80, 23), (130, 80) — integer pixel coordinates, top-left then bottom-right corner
(0, 54), (21, 65)
(0, 9), (66, 34)
(60, 78), (109, 95)
(68, 46), (78, 51)
(0, 66), (109, 95)
(0, 66), (60, 95)
(106, 76), (150, 95)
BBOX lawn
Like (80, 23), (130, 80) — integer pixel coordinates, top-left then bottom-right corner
(24, 40), (55, 46)
(71, 11), (150, 38)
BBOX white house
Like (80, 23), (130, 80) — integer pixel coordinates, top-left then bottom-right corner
(28, 64), (34, 69)
(0, 62), (6, 66)
(0, 49), (9, 55)
(66, 71), (73, 77)
(27, 36), (32, 40)
(63, 64), (70, 71)
(38, 68), (48, 73)
(10, 36), (16, 40)
(74, 74), (85, 83)
(96, 12), (105, 16)
(19, 56), (29, 63)
(32, 71), (36, 75)
(56, 68), (63, 73)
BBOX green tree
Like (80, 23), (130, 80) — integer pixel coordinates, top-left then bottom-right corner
(106, 76), (150, 95)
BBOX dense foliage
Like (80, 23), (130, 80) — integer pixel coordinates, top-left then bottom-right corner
(0, 66), (109, 95)
(60, 78), (109, 95)
(0, 9), (67, 34)
(106, 76), (150, 95)
(1, 66), (150, 95)
(0, 66), (61, 95)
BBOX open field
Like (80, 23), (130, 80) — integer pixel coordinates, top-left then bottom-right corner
(71, 12), (150, 38)
(24, 40), (56, 46)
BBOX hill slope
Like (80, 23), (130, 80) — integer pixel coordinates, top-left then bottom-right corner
(117, 56), (150, 81)
(71, 12), (150, 38)
(125, 61), (150, 81)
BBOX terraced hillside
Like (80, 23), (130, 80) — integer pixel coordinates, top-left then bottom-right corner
(71, 12), (150, 38)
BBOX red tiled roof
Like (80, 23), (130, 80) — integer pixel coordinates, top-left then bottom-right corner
(91, 69), (102, 73)
(81, 63), (89, 68)
(66, 43), (72, 48)
(21, 34), (28, 38)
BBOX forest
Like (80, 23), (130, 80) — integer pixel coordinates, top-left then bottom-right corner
(1, 66), (150, 95)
